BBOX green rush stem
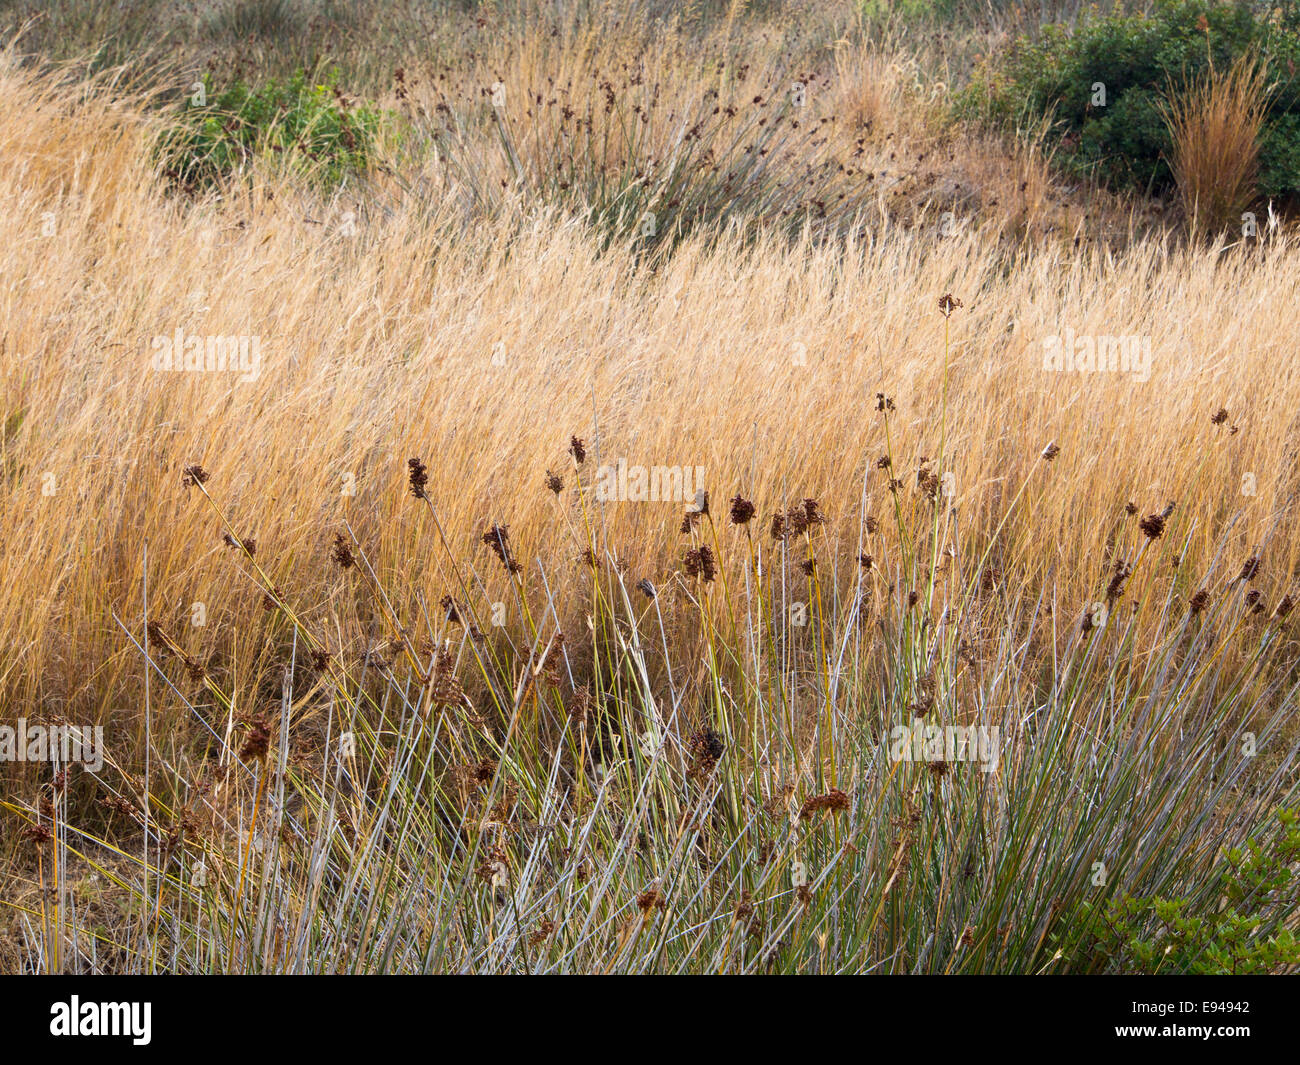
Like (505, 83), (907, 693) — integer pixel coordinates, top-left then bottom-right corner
(228, 759), (269, 967)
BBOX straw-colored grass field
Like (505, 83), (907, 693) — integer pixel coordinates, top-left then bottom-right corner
(2, 0), (1298, 974)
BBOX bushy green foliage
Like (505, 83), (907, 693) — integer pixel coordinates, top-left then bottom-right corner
(158, 69), (386, 192)
(959, 0), (1300, 199)
(1079, 809), (1300, 974)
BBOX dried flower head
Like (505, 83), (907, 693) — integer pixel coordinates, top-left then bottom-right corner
(798, 789), (850, 821)
(428, 645), (466, 707)
(182, 464), (209, 489)
(223, 532), (256, 557)
(729, 495), (755, 525)
(183, 654), (206, 683)
(482, 524), (522, 574)
(980, 565), (1002, 594)
(1189, 588), (1211, 615)
(440, 594), (461, 624)
(1239, 556), (1261, 582)
(689, 727), (725, 771)
(240, 716), (272, 762)
(938, 293), (963, 318)
(477, 858), (509, 888)
(636, 880), (664, 915)
(683, 546), (717, 582)
(918, 463), (941, 500)
(569, 436), (586, 466)
(734, 890), (755, 923)
(331, 532), (355, 569)
(1138, 512), (1166, 539)
(407, 457), (429, 499)
(636, 578), (656, 600)
(545, 469), (564, 495)
(1210, 407), (1228, 425)
(1275, 594), (1294, 619)
(1125, 502), (1138, 516)
(1041, 442), (1060, 462)
(1106, 560), (1132, 604)
(875, 392), (895, 413)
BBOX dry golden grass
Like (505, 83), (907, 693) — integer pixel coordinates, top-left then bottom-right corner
(1, 45), (1297, 781)
(2, 8), (1300, 976)
(1161, 52), (1273, 236)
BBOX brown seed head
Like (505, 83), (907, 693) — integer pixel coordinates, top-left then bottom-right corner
(240, 716), (272, 762)
(482, 524), (522, 574)
(1138, 513), (1166, 539)
(729, 495), (755, 525)
(223, 532), (256, 557)
(407, 457), (429, 499)
(440, 594), (461, 624)
(331, 533), (355, 569)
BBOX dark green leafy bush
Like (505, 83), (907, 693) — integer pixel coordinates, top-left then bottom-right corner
(158, 69), (386, 192)
(959, 0), (1300, 200)
(1075, 808), (1300, 974)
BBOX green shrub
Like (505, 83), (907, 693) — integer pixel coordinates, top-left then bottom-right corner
(158, 69), (386, 192)
(959, 0), (1300, 201)
(1074, 809), (1300, 974)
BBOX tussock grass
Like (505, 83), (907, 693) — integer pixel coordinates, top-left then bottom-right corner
(1161, 53), (1273, 236)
